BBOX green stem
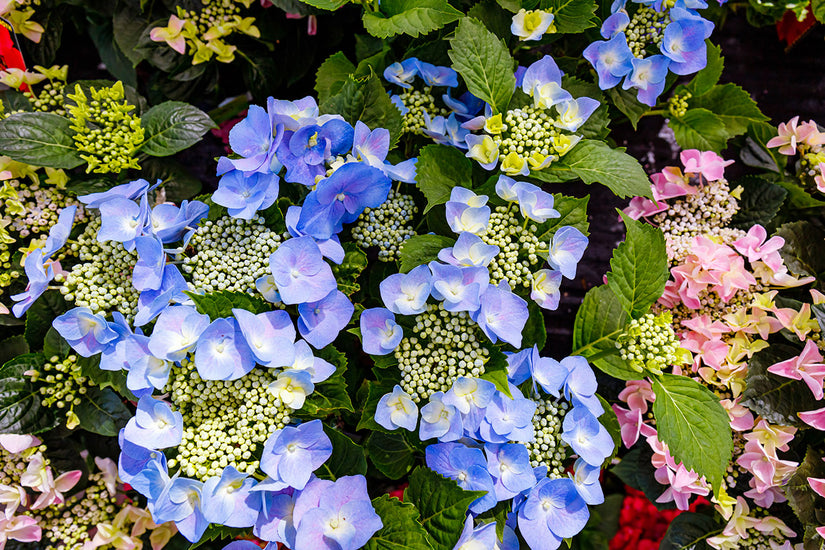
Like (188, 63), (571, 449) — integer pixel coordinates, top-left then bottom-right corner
(640, 109), (667, 118)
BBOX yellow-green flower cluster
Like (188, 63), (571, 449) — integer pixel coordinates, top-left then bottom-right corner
(165, 357), (291, 480)
(668, 90), (691, 119)
(59, 217), (140, 321)
(30, 354), (88, 430)
(150, 0), (260, 65)
(520, 397), (569, 476)
(625, 5), (673, 58)
(481, 205), (546, 288)
(397, 87), (449, 135)
(352, 190), (417, 262)
(66, 81), (144, 174)
(616, 312), (688, 375)
(395, 303), (490, 403)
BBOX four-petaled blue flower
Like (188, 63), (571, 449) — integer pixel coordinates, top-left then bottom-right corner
(260, 420), (332, 490)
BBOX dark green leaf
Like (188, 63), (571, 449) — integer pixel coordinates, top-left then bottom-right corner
(188, 524), (247, 549)
(363, 0), (463, 38)
(88, 22), (137, 88)
(606, 87), (647, 130)
(185, 290), (270, 320)
(774, 179), (825, 210)
(139, 102), (215, 157)
(540, 0), (597, 33)
(670, 108), (730, 152)
(316, 52), (356, 105)
(404, 467), (485, 550)
(321, 73), (404, 148)
(689, 83), (768, 137)
(606, 213), (669, 318)
(332, 242), (369, 296)
(729, 176), (787, 229)
(597, 395), (621, 467)
(74, 386), (131, 437)
(317, 426), (368, 480)
(480, 347), (512, 398)
(416, 144), (473, 213)
(399, 235), (456, 273)
(141, 157), (203, 202)
(448, 17), (516, 113)
(775, 221), (825, 278)
(467, 0), (514, 39)
(0, 113), (84, 168)
(534, 194), (590, 241)
(0, 353), (56, 434)
(24, 291), (68, 350)
(42, 328), (69, 359)
(659, 512), (718, 550)
(358, 378), (398, 432)
(302, 348), (355, 416)
(785, 446), (825, 531)
(77, 355), (135, 401)
(688, 41), (723, 96)
(366, 431), (418, 479)
(301, 0), (349, 8)
(0, 336), (29, 366)
(612, 446), (674, 510)
(520, 301), (548, 350)
(365, 495), (435, 550)
(813, 0), (825, 22)
(740, 122), (787, 173)
(652, 374), (732, 492)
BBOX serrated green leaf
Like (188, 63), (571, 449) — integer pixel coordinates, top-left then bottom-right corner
(0, 354), (57, 434)
(689, 83), (768, 136)
(535, 194), (590, 241)
(688, 41), (723, 96)
(42, 328), (69, 359)
(784, 446), (825, 531)
(185, 290), (271, 321)
(612, 446), (674, 510)
(729, 176), (787, 229)
(480, 347), (512, 398)
(321, 72), (404, 148)
(24, 291), (67, 351)
(317, 426), (368, 480)
(366, 431), (418, 479)
(546, 139), (652, 199)
(670, 108), (730, 152)
(448, 17), (515, 113)
(606, 87), (647, 130)
(659, 512), (718, 550)
(467, 0), (514, 39)
(316, 51), (356, 105)
(404, 467), (485, 550)
(597, 394), (621, 467)
(77, 355), (135, 401)
(540, 0), (597, 33)
(814, 0), (825, 22)
(606, 213), (668, 318)
(73, 386), (131, 437)
(365, 495), (435, 550)
(363, 0), (462, 39)
(520, 301), (548, 350)
(399, 235), (456, 273)
(740, 121), (787, 173)
(775, 221), (825, 278)
(302, 0), (349, 9)
(332, 242), (368, 296)
(416, 145), (473, 213)
(0, 112), (84, 168)
(774, 179), (825, 210)
(139, 101), (215, 157)
(188, 524), (247, 549)
(652, 374), (732, 493)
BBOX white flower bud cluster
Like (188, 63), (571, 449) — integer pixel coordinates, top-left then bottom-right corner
(395, 303), (489, 403)
(31, 354), (86, 416)
(7, 180), (87, 242)
(165, 357), (291, 481)
(481, 205), (545, 287)
(520, 397), (569, 476)
(624, 6), (673, 58)
(494, 106), (562, 161)
(183, 215), (284, 294)
(398, 87), (448, 135)
(616, 312), (681, 374)
(0, 447), (36, 486)
(59, 217), (140, 321)
(652, 179), (742, 262)
(34, 469), (117, 550)
(23, 81), (66, 116)
(352, 190), (417, 261)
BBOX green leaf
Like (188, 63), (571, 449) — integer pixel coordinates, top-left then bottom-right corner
(534, 194), (590, 242)
(24, 291), (68, 351)
(612, 446), (674, 510)
(606, 213), (668, 318)
(547, 139), (653, 199)
(480, 347), (512, 398)
(741, 343), (821, 426)
(689, 83), (768, 136)
(540, 0), (597, 33)
(317, 426), (368, 480)
(670, 108), (730, 152)
(467, 0), (514, 39)
(301, 0), (349, 9)
(448, 17), (516, 113)
(358, 378), (399, 433)
(321, 72), (404, 148)
(597, 395), (621, 467)
(416, 145), (473, 213)
(139, 101), (215, 157)
(0, 335), (29, 366)
(740, 121), (787, 173)
(813, 0), (825, 22)
(399, 235), (456, 273)
(363, 0), (462, 38)
(775, 221), (825, 278)
(404, 467), (485, 550)
(572, 285), (640, 380)
(606, 87), (647, 130)
(141, 157), (203, 202)
(316, 52), (356, 105)
(188, 524), (247, 549)
(301, 348), (355, 417)
(42, 328), (69, 359)
(774, 179), (825, 210)
(74, 386), (131, 437)
(729, 176), (787, 229)
(0, 113), (84, 168)
(659, 512), (718, 550)
(784, 446), (825, 528)
(652, 374), (732, 492)
(520, 301), (548, 350)
(365, 495), (435, 550)
(185, 290), (270, 321)
(0, 354), (57, 434)
(687, 41), (723, 96)
(332, 242), (369, 296)
(77, 355), (135, 401)
(366, 431), (418, 479)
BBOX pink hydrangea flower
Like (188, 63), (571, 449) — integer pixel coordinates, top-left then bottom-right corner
(0, 515), (41, 546)
(720, 398), (754, 431)
(766, 116), (819, 155)
(618, 379), (655, 412)
(732, 225), (785, 271)
(815, 162), (825, 194)
(767, 339), (825, 400)
(745, 420), (796, 454)
(654, 463), (709, 510)
(680, 149), (734, 182)
(798, 406), (825, 430)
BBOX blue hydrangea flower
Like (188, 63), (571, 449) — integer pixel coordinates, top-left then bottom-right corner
(42, 205), (76, 258)
(118, 435), (168, 499)
(454, 515), (498, 549)
(379, 264), (432, 316)
(511, 181), (560, 223)
(278, 119), (354, 185)
(147, 305), (210, 362)
(479, 390), (537, 443)
(149, 200), (208, 244)
(437, 232), (499, 268)
(53, 307), (118, 357)
(351, 121), (417, 183)
(225, 103), (283, 174)
(546, 226), (588, 279)
(419, 391), (463, 442)
(194, 317), (255, 380)
(464, 134), (500, 171)
(212, 170), (279, 220)
(122, 396), (183, 450)
(442, 90), (483, 121)
(415, 60), (458, 87)
(531, 269), (563, 310)
(485, 443), (537, 500)
(97, 195), (149, 250)
(253, 486), (297, 547)
(78, 179), (152, 209)
(425, 442), (496, 513)
(375, 385), (418, 431)
(201, 466), (261, 527)
(233, 308), (296, 368)
(623, 54), (671, 107)
(517, 477), (589, 548)
(11, 253), (53, 317)
(284, 205), (345, 265)
(554, 97), (600, 133)
(153, 477), (209, 542)
(472, 281), (529, 347)
(561, 406), (614, 467)
(505, 346), (539, 386)
(521, 56), (573, 109)
(422, 112), (470, 149)
(133, 236), (166, 292)
(383, 58), (419, 88)
(360, 308), (403, 356)
(133, 264), (189, 327)
(268, 236), (338, 305)
(571, 458), (605, 505)
(268, 370), (314, 409)
(582, 33), (634, 89)
(443, 377), (496, 415)
(429, 262), (489, 313)
(445, 188), (491, 235)
(260, 420), (332, 490)
(662, 7), (714, 75)
(297, 289), (354, 349)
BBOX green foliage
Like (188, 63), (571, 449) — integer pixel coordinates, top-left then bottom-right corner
(42, 328), (70, 359)
(363, 0), (463, 39)
(188, 524), (248, 549)
(366, 431), (418, 479)
(0, 113), (84, 168)
(814, 0), (825, 22)
(399, 235), (457, 273)
(73, 386), (132, 437)
(316, 52), (356, 104)
(333, 243), (369, 296)
(606, 87), (647, 130)
(77, 355), (135, 401)
(785, 446), (825, 541)
(740, 121), (788, 173)
(448, 17), (516, 113)
(652, 374), (732, 493)
(358, 378), (398, 432)
(365, 495), (435, 550)
(479, 347), (512, 397)
(0, 336), (29, 367)
(185, 290), (271, 320)
(139, 101), (215, 157)
(416, 144), (473, 213)
(670, 108), (729, 152)
(606, 213), (669, 318)
(404, 467), (485, 550)
(317, 426), (368, 480)
(0, 354), (57, 434)
(688, 83), (768, 136)
(302, 347), (355, 416)
(612, 446), (674, 510)
(687, 41), (723, 96)
(301, 0), (349, 8)
(540, 0), (597, 33)
(729, 176), (787, 229)
(659, 512), (718, 550)
(24, 291), (68, 352)
(535, 194), (590, 241)
(775, 221), (825, 278)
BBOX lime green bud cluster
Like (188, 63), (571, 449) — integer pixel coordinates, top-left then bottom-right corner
(625, 6), (672, 58)
(668, 91), (692, 119)
(34, 469), (117, 550)
(520, 397), (569, 476)
(30, 354), (88, 429)
(165, 357), (291, 480)
(617, 312), (684, 375)
(67, 81), (144, 174)
(653, 179), (742, 261)
(167, 0), (260, 64)
(398, 88), (448, 135)
(22, 81), (66, 116)
(492, 105), (567, 163)
(395, 303), (490, 403)
(183, 215), (285, 295)
(481, 205), (545, 288)
(59, 218), (140, 321)
(352, 190), (417, 261)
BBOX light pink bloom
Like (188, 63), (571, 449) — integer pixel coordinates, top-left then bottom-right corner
(651, 166), (696, 198)
(654, 463), (709, 510)
(732, 225), (785, 270)
(618, 379), (654, 412)
(744, 485), (786, 508)
(798, 120), (825, 147)
(95, 457), (118, 496)
(754, 515), (796, 538)
(613, 405), (656, 448)
(767, 339), (825, 400)
(799, 406), (825, 430)
(720, 398), (754, 431)
(0, 484), (26, 517)
(0, 434), (40, 454)
(766, 116), (817, 155)
(808, 477), (825, 498)
(680, 149), (734, 181)
(0, 515), (41, 546)
(737, 440), (797, 493)
(624, 196), (668, 220)
(22, 454), (82, 510)
(746, 420), (796, 454)
(815, 162), (825, 194)
(720, 497), (759, 538)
